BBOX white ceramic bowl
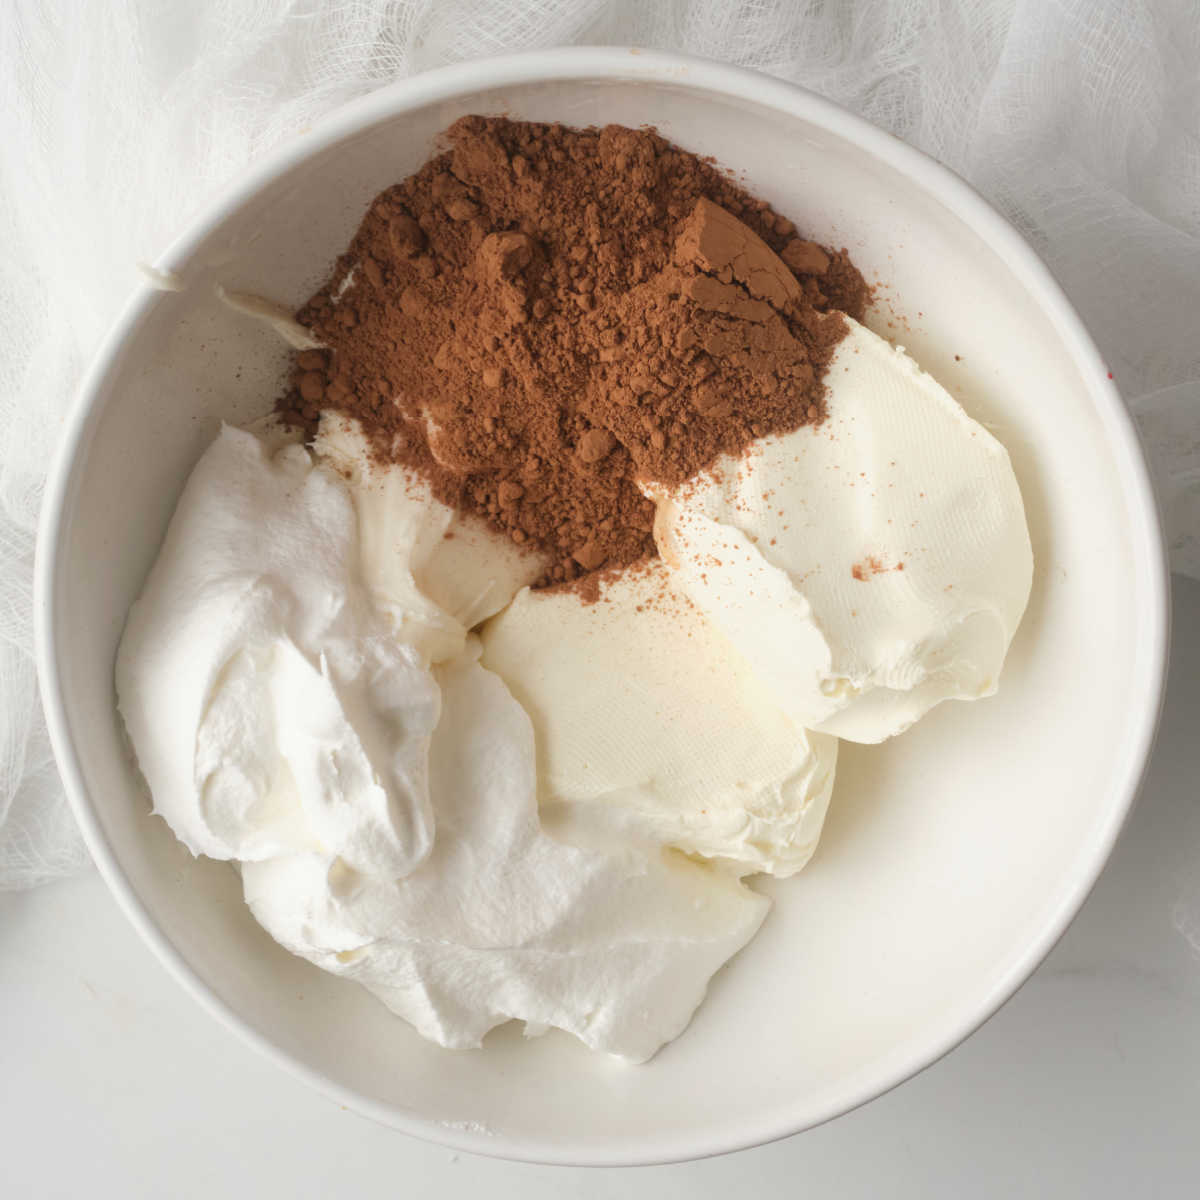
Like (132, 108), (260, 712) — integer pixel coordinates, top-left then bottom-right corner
(36, 48), (1168, 1165)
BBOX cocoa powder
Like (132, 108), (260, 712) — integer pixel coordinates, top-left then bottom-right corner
(278, 116), (868, 589)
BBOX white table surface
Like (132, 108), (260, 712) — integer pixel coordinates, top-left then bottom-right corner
(5, 574), (1198, 1198)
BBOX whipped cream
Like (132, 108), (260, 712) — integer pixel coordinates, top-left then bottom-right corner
(116, 424), (439, 878)
(651, 318), (1033, 743)
(244, 641), (767, 1062)
(118, 423), (767, 1061)
(314, 415), (546, 664)
(479, 560), (838, 877)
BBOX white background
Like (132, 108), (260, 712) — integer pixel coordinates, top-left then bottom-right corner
(4, 576), (1197, 1197)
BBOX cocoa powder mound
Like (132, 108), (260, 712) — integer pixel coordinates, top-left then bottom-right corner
(279, 116), (869, 588)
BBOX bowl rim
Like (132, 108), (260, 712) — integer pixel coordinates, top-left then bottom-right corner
(34, 45), (1171, 1167)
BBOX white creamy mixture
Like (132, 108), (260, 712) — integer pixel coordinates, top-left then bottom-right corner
(244, 642), (767, 1062)
(116, 424), (440, 879)
(480, 561), (837, 877)
(650, 319), (1033, 742)
(116, 319), (1032, 1061)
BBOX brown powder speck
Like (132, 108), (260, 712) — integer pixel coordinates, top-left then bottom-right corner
(278, 115), (867, 595)
(851, 554), (903, 581)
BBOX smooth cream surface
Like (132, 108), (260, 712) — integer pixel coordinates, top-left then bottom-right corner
(651, 318), (1033, 743)
(480, 561), (838, 877)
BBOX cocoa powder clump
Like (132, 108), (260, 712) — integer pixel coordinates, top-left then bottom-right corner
(278, 116), (869, 587)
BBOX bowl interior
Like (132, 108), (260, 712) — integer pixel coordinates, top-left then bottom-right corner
(41, 56), (1164, 1164)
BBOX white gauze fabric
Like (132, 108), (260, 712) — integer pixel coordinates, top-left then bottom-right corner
(1, 0), (1196, 888)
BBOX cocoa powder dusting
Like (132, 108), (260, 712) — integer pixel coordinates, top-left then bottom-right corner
(278, 116), (869, 590)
